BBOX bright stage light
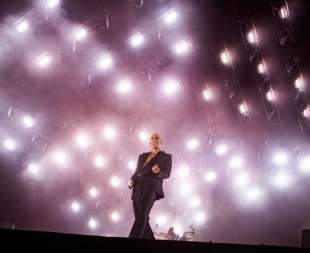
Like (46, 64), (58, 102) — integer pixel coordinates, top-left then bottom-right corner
(110, 211), (121, 223)
(266, 88), (277, 102)
(75, 132), (91, 149)
(128, 159), (136, 171)
(176, 165), (190, 178)
(37, 54), (51, 68)
(229, 156), (244, 169)
(193, 210), (207, 224)
(179, 183), (193, 196)
(215, 144), (228, 156)
(246, 186), (263, 202)
(299, 155), (310, 174)
(27, 163), (40, 175)
(247, 29), (259, 44)
(97, 54), (113, 71)
(46, 0), (60, 8)
(273, 151), (289, 166)
(102, 126), (117, 140)
(15, 20), (29, 33)
(129, 32), (145, 48)
(74, 27), (88, 41)
(239, 102), (249, 115)
(110, 175), (121, 188)
(280, 6), (289, 19)
(172, 222), (184, 235)
(295, 76), (305, 92)
(190, 196), (201, 208)
(272, 170), (292, 190)
(94, 155), (106, 169)
(155, 215), (167, 226)
(22, 115), (34, 128)
(220, 49), (232, 65)
(163, 9), (178, 25)
(3, 138), (17, 151)
(258, 60), (267, 74)
(205, 170), (217, 183)
(116, 79), (132, 95)
(71, 200), (81, 213)
(186, 138), (199, 151)
(88, 218), (98, 230)
(89, 187), (98, 198)
(138, 130), (148, 143)
(303, 106), (310, 119)
(202, 87), (213, 101)
(51, 149), (68, 166)
(234, 172), (250, 188)
(162, 79), (180, 96)
(173, 40), (191, 55)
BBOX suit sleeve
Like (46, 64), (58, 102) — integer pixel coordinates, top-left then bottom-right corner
(156, 154), (172, 179)
(130, 154), (142, 181)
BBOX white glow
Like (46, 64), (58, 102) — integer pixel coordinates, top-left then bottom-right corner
(176, 165), (190, 178)
(179, 183), (193, 196)
(193, 210), (207, 224)
(273, 151), (289, 166)
(272, 170), (292, 190)
(74, 27), (87, 41)
(234, 172), (250, 188)
(205, 170), (217, 183)
(239, 102), (249, 115)
(27, 163), (39, 175)
(280, 6), (289, 19)
(102, 126), (117, 140)
(116, 79), (132, 95)
(97, 54), (113, 71)
(110, 175), (121, 188)
(155, 215), (167, 226)
(37, 54), (51, 68)
(129, 33), (145, 48)
(162, 79), (180, 96)
(245, 186), (263, 203)
(295, 76), (305, 92)
(266, 88), (277, 102)
(88, 218), (98, 230)
(94, 155), (106, 169)
(71, 201), (81, 213)
(138, 131), (148, 143)
(172, 222), (184, 235)
(15, 20), (29, 33)
(128, 159), (136, 171)
(202, 87), (213, 101)
(190, 196), (201, 208)
(22, 115), (34, 128)
(174, 40), (191, 55)
(299, 155), (310, 174)
(229, 156), (244, 169)
(186, 138), (199, 151)
(258, 61), (267, 74)
(247, 30), (259, 44)
(163, 9), (178, 25)
(46, 0), (60, 8)
(303, 106), (310, 119)
(110, 211), (121, 223)
(75, 132), (91, 149)
(51, 149), (68, 166)
(220, 49), (232, 65)
(215, 144), (228, 156)
(3, 138), (17, 151)
(89, 187), (98, 198)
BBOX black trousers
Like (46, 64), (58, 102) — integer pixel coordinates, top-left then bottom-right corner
(129, 184), (157, 239)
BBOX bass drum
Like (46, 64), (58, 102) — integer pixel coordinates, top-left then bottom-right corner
(182, 230), (198, 241)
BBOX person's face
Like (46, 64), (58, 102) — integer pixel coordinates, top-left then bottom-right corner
(149, 133), (162, 150)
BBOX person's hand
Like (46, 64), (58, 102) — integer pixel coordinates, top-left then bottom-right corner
(128, 179), (134, 189)
(152, 164), (160, 174)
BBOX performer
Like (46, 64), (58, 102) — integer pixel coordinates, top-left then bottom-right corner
(128, 132), (172, 239)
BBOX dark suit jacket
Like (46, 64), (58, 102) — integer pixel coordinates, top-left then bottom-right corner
(131, 151), (172, 200)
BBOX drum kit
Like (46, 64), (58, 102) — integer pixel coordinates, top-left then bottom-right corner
(154, 226), (198, 241)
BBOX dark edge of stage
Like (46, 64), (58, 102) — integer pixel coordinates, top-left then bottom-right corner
(1, 229), (308, 252)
